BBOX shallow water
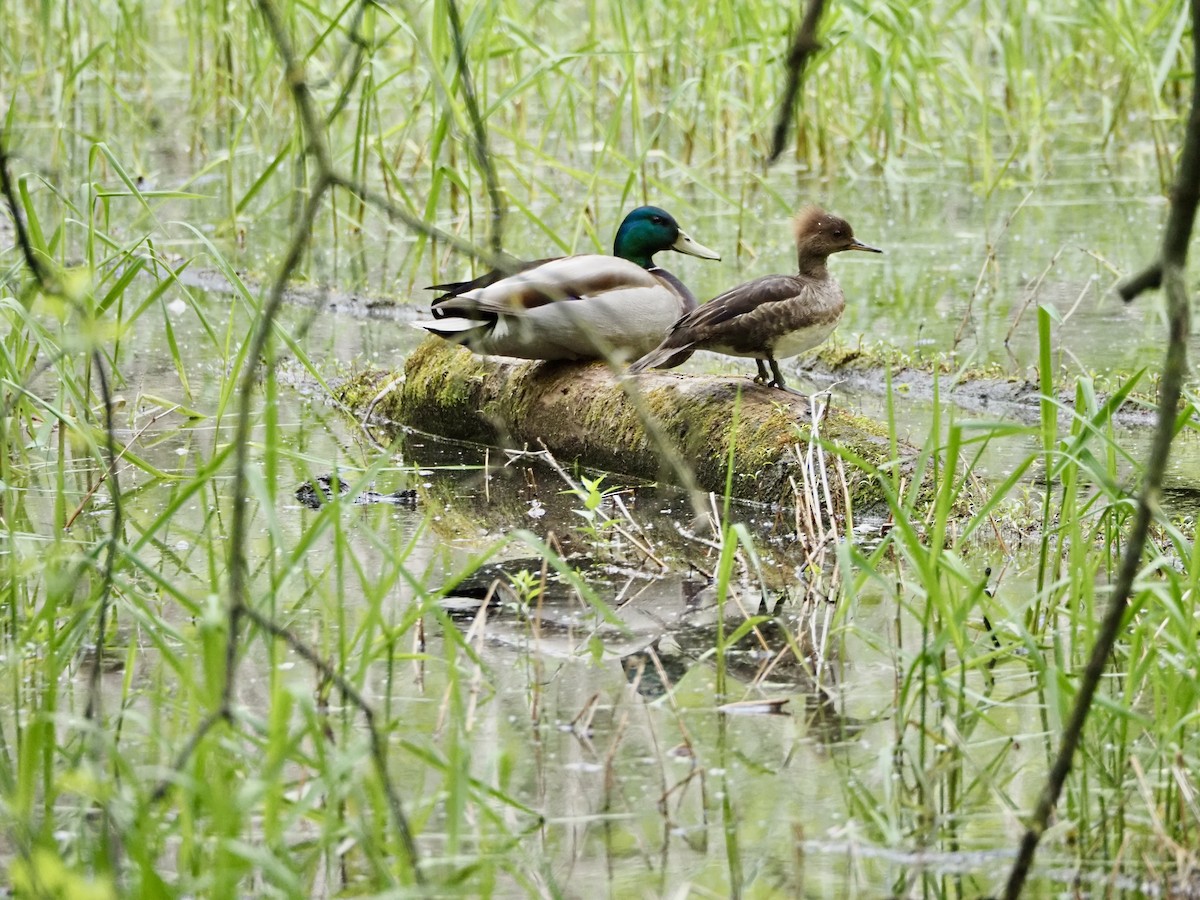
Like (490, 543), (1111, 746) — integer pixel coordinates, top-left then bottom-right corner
(73, 283), (1127, 897)
(4, 63), (1193, 897)
(0, 277), (955, 890)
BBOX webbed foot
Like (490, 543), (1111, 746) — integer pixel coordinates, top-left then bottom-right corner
(770, 382), (807, 396)
(766, 357), (791, 391)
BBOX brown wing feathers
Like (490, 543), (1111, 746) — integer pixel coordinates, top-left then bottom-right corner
(667, 276), (800, 334)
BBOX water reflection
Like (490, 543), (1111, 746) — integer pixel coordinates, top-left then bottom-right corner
(8, 159), (1183, 894)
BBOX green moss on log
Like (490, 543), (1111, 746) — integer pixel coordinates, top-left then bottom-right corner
(337, 337), (916, 510)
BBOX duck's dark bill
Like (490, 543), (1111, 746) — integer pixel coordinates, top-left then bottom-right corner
(849, 239), (883, 254)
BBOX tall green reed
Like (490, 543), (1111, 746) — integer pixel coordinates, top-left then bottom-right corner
(7, 0), (1190, 303)
(823, 295), (1199, 893)
(4, 0), (1200, 894)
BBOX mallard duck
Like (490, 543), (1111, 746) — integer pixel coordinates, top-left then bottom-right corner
(414, 206), (720, 361)
(627, 207), (881, 390)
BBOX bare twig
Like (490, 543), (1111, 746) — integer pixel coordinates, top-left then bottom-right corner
(65, 404), (180, 531)
(150, 710), (226, 802)
(1117, 261), (1162, 299)
(1004, 1), (1200, 894)
(146, 0), (426, 882)
(0, 142), (57, 291)
(0, 143), (123, 726)
(447, 0), (505, 257)
(323, 2), (373, 122)
(955, 184), (1039, 350)
(531, 440), (669, 569)
(238, 605), (422, 872)
(222, 179), (329, 700)
(2, 133), (126, 878)
(331, 172), (506, 270)
(768, 0), (828, 164)
(83, 354), (121, 724)
(1003, 246), (1064, 347)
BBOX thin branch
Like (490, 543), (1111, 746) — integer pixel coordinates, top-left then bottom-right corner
(218, 0), (334, 717)
(222, 0), (331, 710)
(149, 710), (226, 802)
(1004, 0), (1200, 894)
(768, 0), (828, 164)
(147, 0), (427, 882)
(323, 2), (373, 122)
(226, 0), (333, 712)
(84, 353), (122, 724)
(1, 141), (123, 726)
(64, 404), (179, 531)
(0, 142), (57, 291)
(221, 176), (329, 704)
(239, 605), (422, 872)
(3, 130), (126, 881)
(1117, 261), (1162, 300)
(329, 172), (506, 270)
(447, 0), (505, 257)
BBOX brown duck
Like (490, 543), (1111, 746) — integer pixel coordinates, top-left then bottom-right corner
(627, 207), (881, 390)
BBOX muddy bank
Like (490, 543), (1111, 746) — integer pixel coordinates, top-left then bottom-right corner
(183, 264), (1162, 431)
(178, 266), (421, 321)
(799, 341), (1162, 429)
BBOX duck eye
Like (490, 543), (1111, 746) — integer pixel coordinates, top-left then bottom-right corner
(832, 229), (844, 238)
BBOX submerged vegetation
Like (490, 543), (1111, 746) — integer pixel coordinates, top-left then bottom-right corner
(2, 0), (1200, 896)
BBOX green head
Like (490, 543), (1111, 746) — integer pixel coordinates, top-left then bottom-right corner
(612, 206), (721, 268)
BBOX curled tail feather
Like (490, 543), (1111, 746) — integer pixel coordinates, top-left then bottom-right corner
(412, 317), (488, 346)
(627, 344), (696, 374)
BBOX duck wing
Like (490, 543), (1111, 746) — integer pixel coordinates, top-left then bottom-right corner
(431, 255), (662, 318)
(428, 256), (557, 305)
(668, 275), (803, 336)
(630, 275), (812, 368)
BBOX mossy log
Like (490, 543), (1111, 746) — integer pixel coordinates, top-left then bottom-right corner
(340, 337), (913, 510)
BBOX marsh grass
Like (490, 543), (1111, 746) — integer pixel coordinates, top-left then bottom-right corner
(2, 0), (1200, 895)
(4, 1), (1191, 278)
(822, 309), (1200, 893)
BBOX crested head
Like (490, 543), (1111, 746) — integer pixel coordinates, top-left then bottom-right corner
(793, 206), (833, 239)
(614, 206), (720, 268)
(793, 205), (882, 273)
